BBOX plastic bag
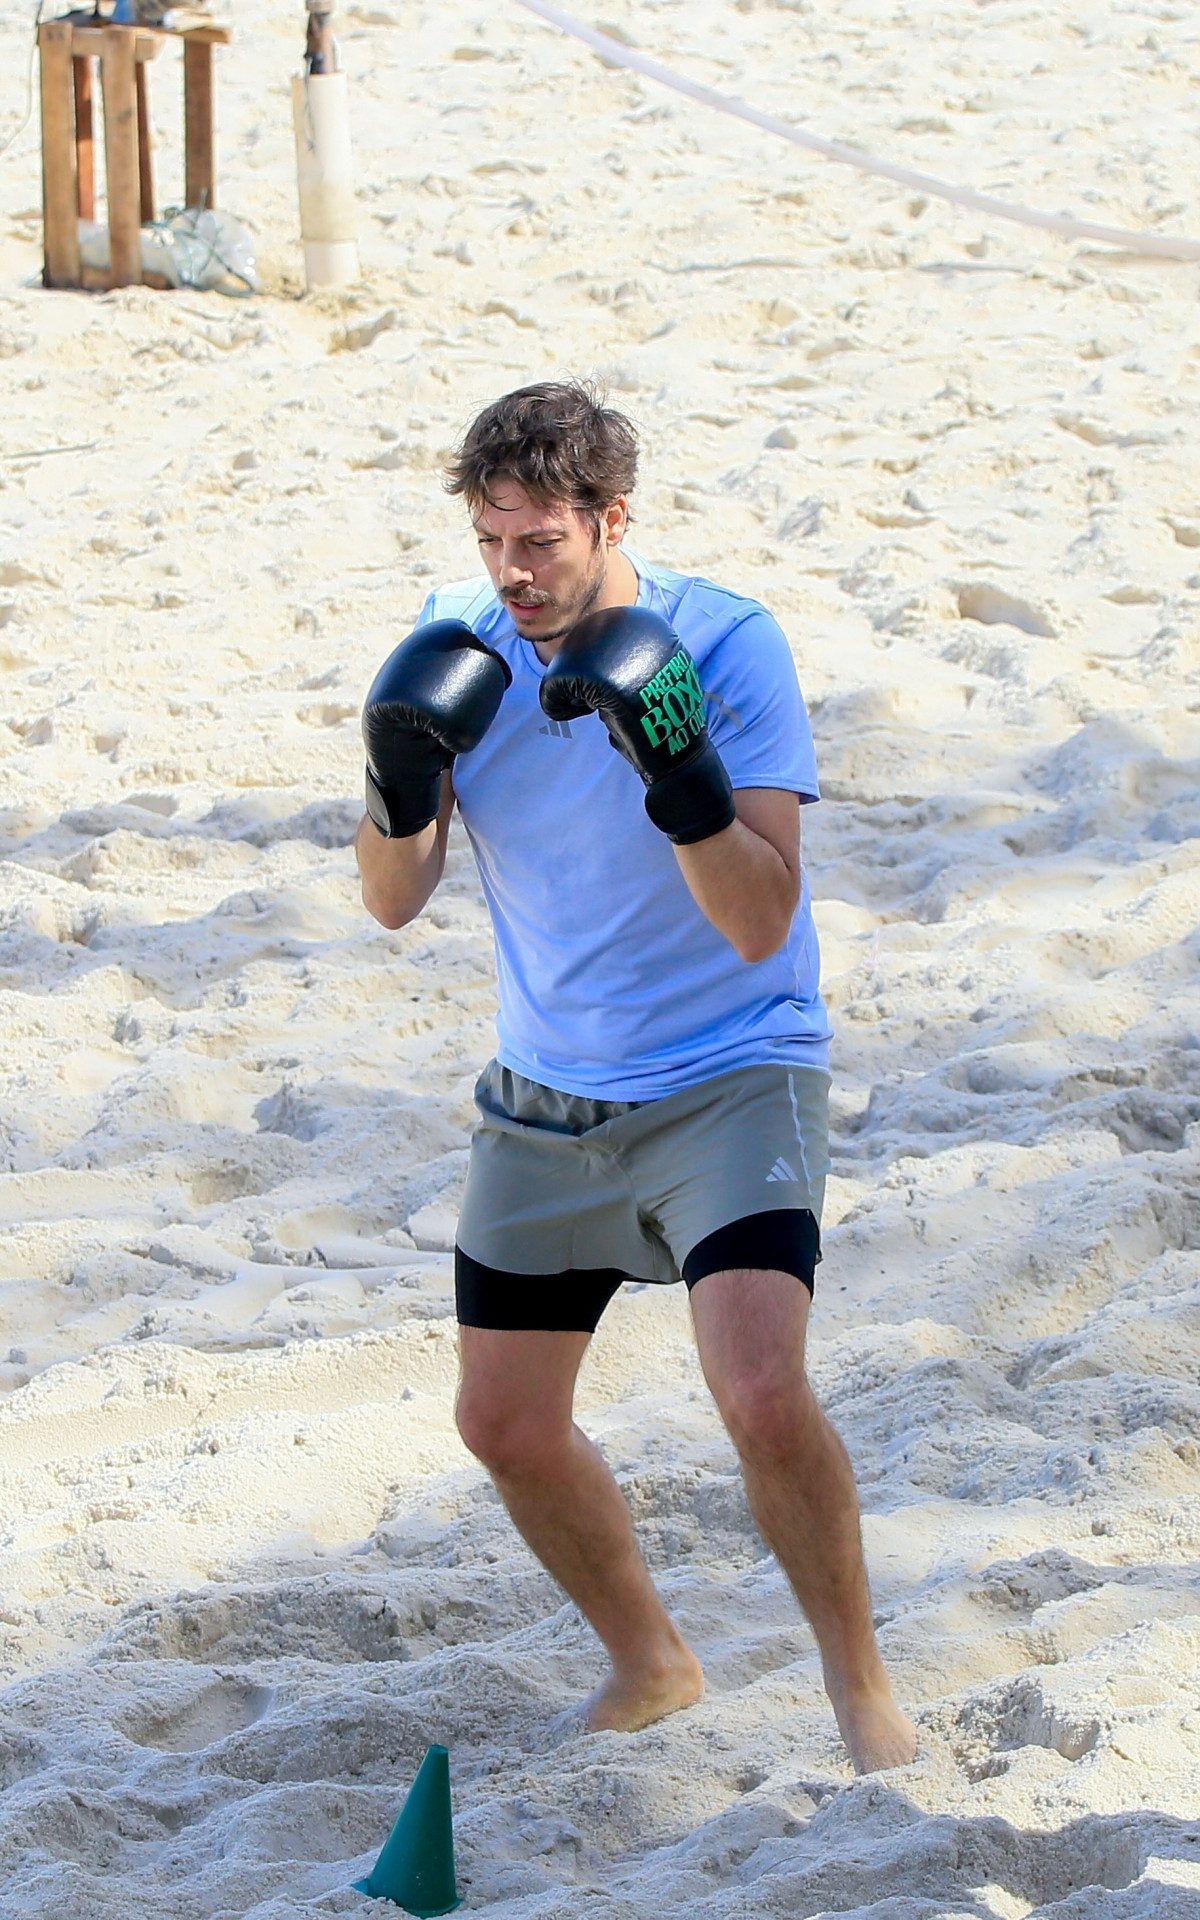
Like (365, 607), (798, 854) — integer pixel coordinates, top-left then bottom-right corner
(156, 207), (260, 295)
(77, 208), (260, 297)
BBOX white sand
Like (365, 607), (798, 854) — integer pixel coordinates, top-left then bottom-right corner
(1, 0), (1200, 1913)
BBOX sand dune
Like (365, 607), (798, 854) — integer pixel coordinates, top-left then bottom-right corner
(1, 0), (1199, 1912)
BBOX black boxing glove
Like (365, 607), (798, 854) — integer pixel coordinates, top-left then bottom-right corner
(362, 619), (511, 838)
(540, 606), (736, 845)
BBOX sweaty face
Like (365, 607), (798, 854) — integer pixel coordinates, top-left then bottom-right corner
(472, 482), (611, 648)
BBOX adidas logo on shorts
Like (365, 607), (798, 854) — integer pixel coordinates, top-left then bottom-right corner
(766, 1156), (799, 1183)
(538, 718), (574, 739)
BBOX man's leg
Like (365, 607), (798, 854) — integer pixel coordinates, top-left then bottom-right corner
(456, 1325), (704, 1732)
(689, 1267), (916, 1773)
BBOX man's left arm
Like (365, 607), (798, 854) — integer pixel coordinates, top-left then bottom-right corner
(673, 788), (800, 965)
(539, 603), (811, 965)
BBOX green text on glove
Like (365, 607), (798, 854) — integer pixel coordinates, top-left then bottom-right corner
(638, 650), (706, 756)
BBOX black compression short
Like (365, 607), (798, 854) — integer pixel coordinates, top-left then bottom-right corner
(455, 1208), (821, 1332)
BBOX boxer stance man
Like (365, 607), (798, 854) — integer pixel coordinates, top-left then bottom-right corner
(356, 383), (916, 1773)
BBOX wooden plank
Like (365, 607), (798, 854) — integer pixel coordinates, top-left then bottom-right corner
(101, 25), (141, 287)
(176, 17), (232, 40)
(73, 56), (94, 221)
(183, 37), (214, 210)
(61, 8), (230, 34)
(81, 263), (169, 291)
(135, 60), (155, 224)
(69, 26), (164, 60)
(39, 22), (81, 287)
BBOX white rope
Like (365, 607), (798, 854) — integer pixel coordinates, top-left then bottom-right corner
(511, 0), (1200, 264)
(0, 1), (45, 164)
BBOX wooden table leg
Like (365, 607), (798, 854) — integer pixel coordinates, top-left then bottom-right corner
(184, 38), (215, 210)
(101, 26), (141, 287)
(39, 22), (81, 287)
(135, 60), (155, 225)
(73, 55), (95, 222)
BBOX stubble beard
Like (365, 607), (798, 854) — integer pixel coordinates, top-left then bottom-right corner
(505, 544), (609, 646)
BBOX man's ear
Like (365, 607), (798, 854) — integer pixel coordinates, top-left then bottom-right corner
(602, 496), (629, 546)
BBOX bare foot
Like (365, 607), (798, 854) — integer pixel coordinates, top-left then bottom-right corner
(582, 1648), (706, 1733)
(831, 1682), (918, 1773)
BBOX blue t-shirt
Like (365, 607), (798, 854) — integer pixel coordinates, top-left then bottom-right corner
(416, 550), (831, 1099)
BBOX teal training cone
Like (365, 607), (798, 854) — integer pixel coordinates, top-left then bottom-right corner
(353, 1744), (462, 1915)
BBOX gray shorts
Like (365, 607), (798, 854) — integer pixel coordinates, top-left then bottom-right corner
(455, 1059), (830, 1331)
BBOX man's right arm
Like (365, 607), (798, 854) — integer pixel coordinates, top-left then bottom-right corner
(356, 774), (455, 929)
(356, 617), (510, 930)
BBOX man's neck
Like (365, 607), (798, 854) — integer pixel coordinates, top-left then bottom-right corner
(602, 545), (639, 610)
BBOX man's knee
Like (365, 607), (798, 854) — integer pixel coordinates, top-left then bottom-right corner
(455, 1385), (567, 1478)
(710, 1362), (820, 1463)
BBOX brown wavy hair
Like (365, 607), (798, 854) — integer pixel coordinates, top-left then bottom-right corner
(445, 382), (639, 526)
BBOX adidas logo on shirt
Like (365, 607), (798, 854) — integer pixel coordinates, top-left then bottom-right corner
(538, 719), (573, 739)
(766, 1156), (799, 1184)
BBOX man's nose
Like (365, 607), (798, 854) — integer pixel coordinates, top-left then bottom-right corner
(498, 553), (533, 586)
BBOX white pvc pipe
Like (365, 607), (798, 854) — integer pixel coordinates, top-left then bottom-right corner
(512, 0), (1200, 264)
(292, 71), (360, 289)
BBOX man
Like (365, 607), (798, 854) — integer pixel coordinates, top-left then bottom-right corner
(356, 382), (916, 1773)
